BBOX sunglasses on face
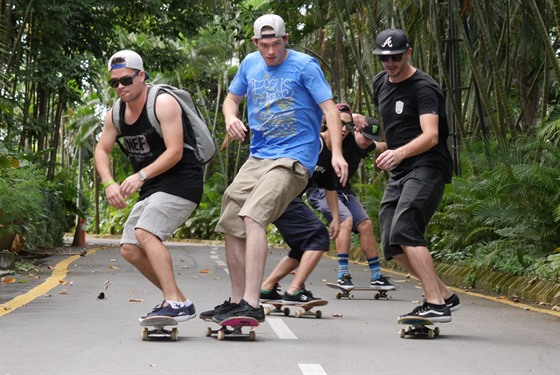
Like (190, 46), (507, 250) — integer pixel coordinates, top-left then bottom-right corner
(108, 70), (140, 88)
(342, 121), (354, 131)
(378, 53), (404, 63)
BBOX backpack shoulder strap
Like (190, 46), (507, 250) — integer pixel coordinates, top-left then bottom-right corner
(111, 99), (123, 135)
(146, 85), (163, 137)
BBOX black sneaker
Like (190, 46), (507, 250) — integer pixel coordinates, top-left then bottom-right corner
(445, 293), (462, 312)
(370, 275), (397, 290)
(282, 288), (320, 303)
(400, 302), (451, 323)
(337, 273), (353, 288)
(212, 299), (265, 323)
(260, 283), (283, 301)
(139, 302), (196, 322)
(199, 298), (238, 320)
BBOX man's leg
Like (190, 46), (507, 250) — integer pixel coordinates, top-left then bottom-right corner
(223, 233), (246, 303)
(135, 229), (184, 302)
(261, 256), (299, 292)
(243, 217), (269, 308)
(393, 253), (454, 301)
(286, 251), (323, 294)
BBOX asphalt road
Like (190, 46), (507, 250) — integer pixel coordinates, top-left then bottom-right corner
(1, 238), (559, 375)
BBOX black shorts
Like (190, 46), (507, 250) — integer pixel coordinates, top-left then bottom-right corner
(273, 197), (330, 262)
(379, 166), (445, 260)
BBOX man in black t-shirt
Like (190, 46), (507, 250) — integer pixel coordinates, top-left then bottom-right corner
(372, 29), (461, 322)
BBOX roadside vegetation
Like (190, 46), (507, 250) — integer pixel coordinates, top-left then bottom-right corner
(0, 0), (558, 282)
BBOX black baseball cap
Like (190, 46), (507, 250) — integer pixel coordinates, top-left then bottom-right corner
(361, 118), (383, 141)
(373, 29), (410, 55)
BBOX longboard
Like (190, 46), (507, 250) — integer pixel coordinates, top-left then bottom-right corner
(140, 316), (179, 341)
(325, 282), (399, 300)
(205, 316), (259, 341)
(262, 299), (328, 318)
(397, 316), (440, 339)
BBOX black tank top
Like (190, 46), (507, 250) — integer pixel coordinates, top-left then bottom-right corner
(117, 103), (203, 205)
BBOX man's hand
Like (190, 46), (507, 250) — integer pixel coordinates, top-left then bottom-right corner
(332, 153), (348, 187)
(104, 182), (126, 209)
(376, 148), (405, 171)
(119, 173), (145, 201)
(225, 115), (248, 142)
(328, 217), (340, 240)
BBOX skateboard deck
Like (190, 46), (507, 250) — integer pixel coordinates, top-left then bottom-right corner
(262, 299), (327, 318)
(205, 316), (259, 341)
(397, 316), (440, 339)
(140, 316), (179, 341)
(325, 282), (399, 300)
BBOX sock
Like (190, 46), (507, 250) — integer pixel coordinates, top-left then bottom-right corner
(183, 299), (193, 307)
(338, 254), (349, 278)
(367, 256), (381, 280)
(166, 299), (183, 309)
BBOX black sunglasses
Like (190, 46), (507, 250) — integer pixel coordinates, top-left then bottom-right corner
(342, 121), (354, 131)
(108, 70), (140, 88)
(378, 53), (404, 62)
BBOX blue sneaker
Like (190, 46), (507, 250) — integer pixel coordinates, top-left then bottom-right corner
(139, 301), (196, 323)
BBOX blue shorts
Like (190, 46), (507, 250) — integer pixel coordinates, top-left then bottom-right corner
(306, 188), (370, 233)
(379, 166), (446, 260)
(273, 197), (329, 261)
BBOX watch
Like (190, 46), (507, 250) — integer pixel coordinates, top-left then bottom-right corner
(138, 170), (147, 182)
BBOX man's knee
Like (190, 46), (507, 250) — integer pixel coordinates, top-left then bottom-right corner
(340, 217), (353, 231)
(356, 218), (373, 233)
(120, 243), (140, 263)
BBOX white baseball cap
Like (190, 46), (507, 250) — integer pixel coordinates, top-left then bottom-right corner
(107, 50), (150, 79)
(253, 14), (286, 39)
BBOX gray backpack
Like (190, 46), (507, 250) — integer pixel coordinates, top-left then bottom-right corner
(111, 84), (216, 164)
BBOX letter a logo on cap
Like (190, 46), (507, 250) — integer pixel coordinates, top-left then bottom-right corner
(381, 37), (393, 48)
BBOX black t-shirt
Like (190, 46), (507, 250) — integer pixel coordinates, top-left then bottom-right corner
(307, 136), (338, 191)
(373, 69), (453, 182)
(339, 133), (376, 192)
(117, 103), (203, 204)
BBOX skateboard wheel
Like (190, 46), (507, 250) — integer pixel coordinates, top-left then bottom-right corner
(283, 307), (290, 316)
(374, 293), (380, 300)
(205, 327), (212, 337)
(434, 327), (440, 337)
(387, 294), (392, 300)
(335, 293), (342, 299)
(141, 328), (149, 341)
(427, 330), (435, 339)
(295, 310), (302, 318)
(217, 330), (226, 340)
(315, 310), (322, 319)
(349, 293), (354, 299)
(399, 329), (406, 338)
(264, 307), (271, 315)
(171, 328), (178, 341)
(249, 330), (256, 341)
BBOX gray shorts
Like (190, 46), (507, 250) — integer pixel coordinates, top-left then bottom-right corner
(120, 192), (197, 245)
(306, 188), (370, 233)
(379, 166), (445, 260)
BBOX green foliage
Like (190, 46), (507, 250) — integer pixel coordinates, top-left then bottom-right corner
(0, 163), (66, 251)
(429, 137), (560, 281)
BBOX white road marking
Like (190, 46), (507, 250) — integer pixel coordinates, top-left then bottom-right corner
(267, 317), (298, 339)
(298, 363), (327, 375)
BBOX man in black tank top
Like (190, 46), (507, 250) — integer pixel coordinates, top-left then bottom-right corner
(94, 50), (202, 323)
(372, 29), (461, 322)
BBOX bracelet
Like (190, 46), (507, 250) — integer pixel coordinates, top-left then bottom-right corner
(102, 179), (115, 189)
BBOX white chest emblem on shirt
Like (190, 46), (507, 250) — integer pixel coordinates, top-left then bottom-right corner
(395, 101), (404, 114)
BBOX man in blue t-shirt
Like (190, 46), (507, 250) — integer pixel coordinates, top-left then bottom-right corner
(204, 14), (348, 322)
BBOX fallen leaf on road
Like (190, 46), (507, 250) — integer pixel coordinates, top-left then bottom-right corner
(332, 313), (343, 317)
(47, 265), (54, 270)
(97, 292), (105, 300)
(3, 305), (10, 311)
(200, 268), (210, 273)
(129, 299), (144, 303)
(59, 289), (69, 295)
(108, 264), (119, 270)
(1, 277), (16, 283)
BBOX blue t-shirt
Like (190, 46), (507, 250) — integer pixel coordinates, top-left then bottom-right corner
(229, 49), (333, 175)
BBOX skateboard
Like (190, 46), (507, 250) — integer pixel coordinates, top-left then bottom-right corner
(397, 316), (440, 339)
(205, 316), (259, 341)
(140, 316), (179, 341)
(262, 299), (328, 318)
(325, 282), (399, 300)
